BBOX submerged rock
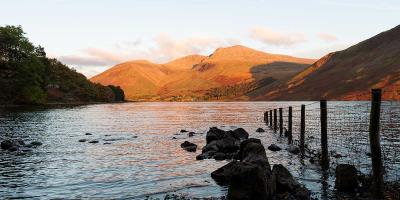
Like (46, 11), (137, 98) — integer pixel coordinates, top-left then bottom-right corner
(1, 140), (16, 150)
(88, 140), (99, 144)
(30, 141), (43, 146)
(78, 139), (87, 142)
(286, 145), (300, 154)
(335, 164), (359, 192)
(85, 133), (92, 135)
(180, 129), (188, 133)
(180, 141), (197, 152)
(267, 144), (282, 151)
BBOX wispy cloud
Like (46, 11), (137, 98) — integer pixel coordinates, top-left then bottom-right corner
(249, 27), (306, 46)
(318, 33), (338, 42)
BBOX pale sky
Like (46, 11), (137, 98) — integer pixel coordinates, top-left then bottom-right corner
(1, 0), (399, 77)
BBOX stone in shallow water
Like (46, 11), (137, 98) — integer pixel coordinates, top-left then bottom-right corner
(30, 141), (43, 146)
(267, 144), (282, 151)
(180, 141), (197, 152)
(256, 128), (265, 133)
(335, 164), (359, 192)
(78, 139), (87, 142)
(88, 140), (99, 144)
(85, 133), (92, 135)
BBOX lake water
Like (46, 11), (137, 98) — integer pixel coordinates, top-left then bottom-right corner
(1, 102), (399, 199)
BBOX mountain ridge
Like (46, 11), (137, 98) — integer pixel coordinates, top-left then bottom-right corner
(91, 45), (315, 101)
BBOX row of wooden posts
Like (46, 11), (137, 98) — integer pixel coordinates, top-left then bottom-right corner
(263, 89), (384, 198)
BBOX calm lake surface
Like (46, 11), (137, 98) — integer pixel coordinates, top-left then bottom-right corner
(1, 102), (399, 199)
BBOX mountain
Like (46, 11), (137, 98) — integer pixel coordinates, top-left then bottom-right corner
(256, 25), (400, 101)
(90, 45), (315, 101)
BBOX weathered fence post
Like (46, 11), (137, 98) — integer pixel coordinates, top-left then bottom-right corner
(288, 106), (293, 144)
(269, 110), (272, 127)
(320, 100), (329, 170)
(266, 111), (269, 125)
(279, 108), (283, 136)
(369, 89), (384, 198)
(300, 104), (305, 156)
(274, 109), (277, 132)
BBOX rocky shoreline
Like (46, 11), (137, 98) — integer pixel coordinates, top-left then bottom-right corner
(178, 126), (400, 200)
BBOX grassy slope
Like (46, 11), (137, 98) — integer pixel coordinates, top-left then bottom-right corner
(257, 25), (400, 101)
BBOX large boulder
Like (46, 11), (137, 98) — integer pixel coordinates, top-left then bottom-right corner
(212, 138), (275, 199)
(335, 164), (359, 192)
(206, 127), (226, 144)
(231, 128), (249, 141)
(239, 138), (270, 169)
(272, 164), (310, 200)
(227, 162), (272, 200)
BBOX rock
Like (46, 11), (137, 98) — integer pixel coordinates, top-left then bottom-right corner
(232, 128), (249, 141)
(172, 137), (177, 139)
(88, 140), (99, 144)
(85, 133), (92, 135)
(132, 136), (138, 138)
(214, 152), (226, 161)
(196, 151), (216, 160)
(268, 144), (282, 151)
(287, 145), (300, 154)
(256, 128), (265, 133)
(215, 135), (240, 153)
(78, 139), (87, 142)
(206, 127), (226, 144)
(335, 164), (359, 192)
(180, 141), (197, 152)
(103, 142), (112, 145)
(227, 162), (272, 200)
(1, 140), (15, 150)
(202, 140), (219, 153)
(30, 141), (43, 146)
(180, 129), (188, 133)
(333, 153), (343, 158)
(188, 132), (195, 137)
(240, 139), (271, 174)
(273, 164), (310, 200)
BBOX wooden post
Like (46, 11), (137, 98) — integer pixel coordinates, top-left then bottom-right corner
(300, 104), (305, 155)
(320, 100), (329, 170)
(279, 108), (283, 136)
(265, 111), (269, 125)
(269, 110), (272, 127)
(288, 106), (293, 144)
(369, 89), (384, 198)
(273, 109), (277, 132)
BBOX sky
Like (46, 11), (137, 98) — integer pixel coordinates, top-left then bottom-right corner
(1, 0), (399, 77)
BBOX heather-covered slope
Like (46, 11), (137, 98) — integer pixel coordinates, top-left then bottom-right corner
(257, 25), (400, 101)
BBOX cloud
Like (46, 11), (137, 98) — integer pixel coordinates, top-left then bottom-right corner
(318, 33), (338, 42)
(249, 27), (306, 46)
(150, 34), (235, 62)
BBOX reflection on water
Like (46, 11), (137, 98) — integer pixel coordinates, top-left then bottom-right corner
(0, 102), (398, 199)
